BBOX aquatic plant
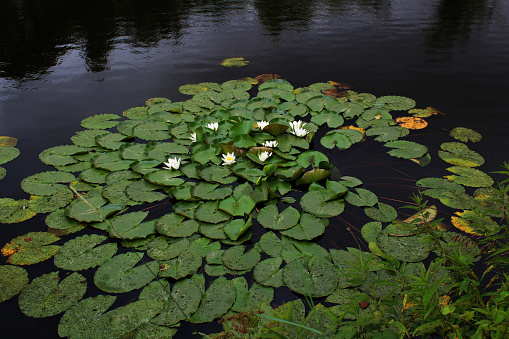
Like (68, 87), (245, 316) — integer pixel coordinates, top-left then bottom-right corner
(0, 78), (503, 338)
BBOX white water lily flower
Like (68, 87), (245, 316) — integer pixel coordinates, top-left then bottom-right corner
(206, 122), (219, 131)
(257, 120), (269, 130)
(189, 132), (197, 142)
(163, 157), (181, 170)
(222, 152), (236, 166)
(292, 126), (309, 137)
(258, 151), (272, 162)
(289, 120), (305, 132)
(263, 140), (278, 148)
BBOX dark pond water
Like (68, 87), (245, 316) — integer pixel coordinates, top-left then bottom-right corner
(1, 0), (509, 337)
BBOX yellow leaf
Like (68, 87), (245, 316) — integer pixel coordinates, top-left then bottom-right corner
(0, 136), (18, 147)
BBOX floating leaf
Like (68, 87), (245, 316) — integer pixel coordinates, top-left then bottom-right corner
(195, 201), (231, 224)
(81, 114), (120, 130)
(54, 234), (117, 271)
(445, 166), (494, 187)
(21, 171), (75, 196)
(376, 95), (416, 110)
(257, 205), (300, 230)
(450, 127), (482, 143)
(365, 203), (398, 222)
(344, 188), (378, 207)
(221, 57), (249, 67)
(159, 248), (202, 279)
(253, 258), (284, 288)
(222, 245), (261, 271)
(58, 295), (116, 339)
(396, 116), (428, 129)
(0, 136), (18, 146)
(451, 210), (499, 235)
(384, 140), (428, 159)
(365, 126), (401, 142)
(28, 188), (73, 213)
(126, 180), (167, 203)
(438, 142), (484, 167)
(0, 265), (29, 302)
(0, 198), (36, 223)
(361, 221), (382, 243)
(18, 272), (87, 318)
(280, 213), (327, 240)
(377, 224), (433, 262)
(152, 275), (204, 326)
(283, 256), (340, 297)
(0, 146), (20, 165)
(2, 232), (60, 265)
(71, 129), (109, 147)
(102, 300), (164, 338)
(300, 190), (345, 218)
(189, 276), (236, 323)
(156, 213), (199, 238)
(39, 145), (87, 167)
(94, 252), (158, 293)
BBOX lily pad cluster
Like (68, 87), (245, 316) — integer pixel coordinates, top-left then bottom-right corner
(0, 78), (486, 338)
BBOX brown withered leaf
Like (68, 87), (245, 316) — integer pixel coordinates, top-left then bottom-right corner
(254, 74), (281, 85)
(396, 116), (428, 130)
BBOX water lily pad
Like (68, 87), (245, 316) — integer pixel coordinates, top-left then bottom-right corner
(58, 295), (116, 339)
(94, 252), (158, 293)
(300, 189), (345, 218)
(96, 133), (128, 150)
(126, 180), (167, 203)
(259, 232), (283, 258)
(223, 217), (252, 241)
(311, 111), (344, 128)
(66, 195), (107, 222)
(450, 127), (482, 143)
(80, 167), (109, 184)
(199, 165), (236, 184)
(2, 232), (60, 265)
(71, 129), (109, 147)
(147, 237), (189, 260)
(195, 201), (231, 224)
(93, 152), (135, 171)
(364, 203), (397, 222)
(376, 95), (416, 110)
(280, 213), (327, 240)
(221, 57), (249, 67)
(384, 140), (428, 159)
(364, 222), (390, 246)
(253, 258), (284, 287)
(0, 265), (29, 302)
(416, 177), (465, 199)
(344, 188), (378, 207)
(156, 213), (199, 237)
(377, 224), (433, 262)
(54, 234), (117, 271)
(21, 171), (75, 196)
(0, 146), (20, 165)
(445, 166), (494, 187)
(189, 276), (236, 323)
(365, 126), (401, 142)
(152, 275), (204, 326)
(158, 248), (202, 279)
(39, 145), (88, 167)
(222, 245), (261, 271)
(283, 256), (340, 297)
(28, 188), (73, 213)
(81, 113), (121, 130)
(0, 198), (37, 223)
(438, 142), (484, 167)
(102, 300), (164, 338)
(296, 151), (329, 168)
(19, 271), (87, 317)
(257, 205), (300, 230)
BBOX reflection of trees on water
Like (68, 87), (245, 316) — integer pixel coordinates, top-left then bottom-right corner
(424, 0), (498, 61)
(0, 0), (190, 79)
(253, 0), (315, 36)
(252, 0), (391, 37)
